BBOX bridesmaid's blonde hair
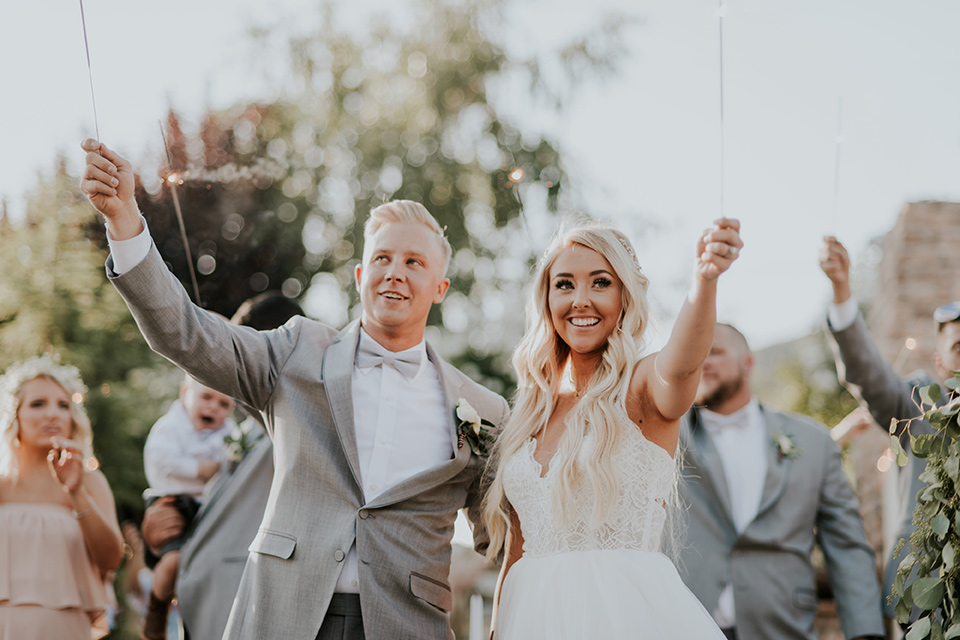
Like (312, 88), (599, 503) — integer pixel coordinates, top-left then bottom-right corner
(482, 217), (652, 561)
(0, 355), (94, 478)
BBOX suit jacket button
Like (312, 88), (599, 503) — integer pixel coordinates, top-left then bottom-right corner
(334, 550), (345, 562)
(359, 510), (369, 520)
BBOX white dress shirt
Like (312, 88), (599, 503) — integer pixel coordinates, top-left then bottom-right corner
(699, 399), (767, 628)
(828, 296), (859, 332)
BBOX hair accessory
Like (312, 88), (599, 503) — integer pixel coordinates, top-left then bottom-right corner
(616, 236), (642, 272)
(934, 301), (960, 325)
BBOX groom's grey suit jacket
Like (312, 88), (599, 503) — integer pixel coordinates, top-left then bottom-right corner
(110, 246), (509, 640)
(677, 406), (884, 640)
(826, 312), (937, 617)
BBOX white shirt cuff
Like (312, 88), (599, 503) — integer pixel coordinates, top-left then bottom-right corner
(827, 296), (859, 331)
(107, 216), (151, 275)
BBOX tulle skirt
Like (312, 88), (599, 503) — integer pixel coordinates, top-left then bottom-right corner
(496, 549), (725, 639)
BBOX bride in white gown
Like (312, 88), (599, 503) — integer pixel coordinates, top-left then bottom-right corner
(483, 217), (743, 639)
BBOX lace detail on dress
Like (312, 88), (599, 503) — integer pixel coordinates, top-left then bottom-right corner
(503, 417), (676, 558)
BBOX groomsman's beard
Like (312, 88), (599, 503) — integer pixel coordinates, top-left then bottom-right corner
(696, 372), (746, 412)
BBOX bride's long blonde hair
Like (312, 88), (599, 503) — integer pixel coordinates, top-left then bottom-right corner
(483, 218), (651, 561)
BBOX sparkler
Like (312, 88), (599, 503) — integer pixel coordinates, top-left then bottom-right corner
(159, 122), (202, 305)
(508, 167), (535, 249)
(717, 0), (726, 218)
(78, 0), (100, 144)
(831, 98), (844, 232)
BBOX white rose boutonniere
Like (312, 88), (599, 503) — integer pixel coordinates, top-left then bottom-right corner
(456, 398), (496, 456)
(773, 432), (801, 461)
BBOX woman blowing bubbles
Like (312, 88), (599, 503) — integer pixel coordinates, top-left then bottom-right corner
(0, 356), (123, 639)
(483, 217), (742, 639)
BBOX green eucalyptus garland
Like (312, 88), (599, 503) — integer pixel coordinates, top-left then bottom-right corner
(891, 373), (960, 640)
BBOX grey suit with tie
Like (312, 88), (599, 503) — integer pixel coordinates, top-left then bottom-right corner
(826, 312), (937, 617)
(678, 406), (884, 640)
(177, 424), (274, 640)
(109, 245), (509, 640)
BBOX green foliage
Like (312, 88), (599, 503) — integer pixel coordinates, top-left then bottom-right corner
(892, 374), (960, 638)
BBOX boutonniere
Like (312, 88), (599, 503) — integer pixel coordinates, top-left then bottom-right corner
(772, 432), (801, 461)
(455, 398), (496, 456)
(224, 427), (255, 472)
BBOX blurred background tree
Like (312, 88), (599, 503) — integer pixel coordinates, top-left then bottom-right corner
(115, 0), (635, 398)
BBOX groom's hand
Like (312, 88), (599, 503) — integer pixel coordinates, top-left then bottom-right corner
(79, 139), (143, 241)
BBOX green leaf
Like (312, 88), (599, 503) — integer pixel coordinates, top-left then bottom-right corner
(908, 617), (932, 640)
(934, 619), (946, 640)
(913, 577), (946, 610)
(922, 384), (944, 406)
(913, 434), (943, 458)
(944, 375), (960, 391)
(897, 585), (915, 624)
(932, 513), (950, 538)
(893, 434), (910, 467)
(945, 622), (960, 639)
(946, 455), (960, 484)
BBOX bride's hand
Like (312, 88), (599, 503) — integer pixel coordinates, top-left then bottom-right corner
(695, 217), (742, 281)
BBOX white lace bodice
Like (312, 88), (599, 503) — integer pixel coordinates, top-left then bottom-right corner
(503, 419), (676, 558)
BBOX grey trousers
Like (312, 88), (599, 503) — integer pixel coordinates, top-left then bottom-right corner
(316, 594), (365, 640)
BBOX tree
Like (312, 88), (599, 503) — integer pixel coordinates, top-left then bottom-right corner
(115, 0), (633, 395)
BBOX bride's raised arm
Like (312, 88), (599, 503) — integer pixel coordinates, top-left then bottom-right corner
(628, 218), (742, 425)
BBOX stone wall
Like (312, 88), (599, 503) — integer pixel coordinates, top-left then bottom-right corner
(867, 201), (960, 375)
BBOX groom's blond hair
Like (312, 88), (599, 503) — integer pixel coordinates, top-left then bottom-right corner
(364, 200), (452, 274)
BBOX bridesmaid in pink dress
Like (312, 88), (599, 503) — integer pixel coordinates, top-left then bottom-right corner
(0, 356), (124, 639)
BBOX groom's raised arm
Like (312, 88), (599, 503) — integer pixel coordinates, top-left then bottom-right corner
(79, 139), (296, 413)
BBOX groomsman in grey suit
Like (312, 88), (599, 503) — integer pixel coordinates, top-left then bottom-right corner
(820, 235), (960, 620)
(141, 292), (305, 640)
(79, 139), (509, 640)
(678, 324), (884, 640)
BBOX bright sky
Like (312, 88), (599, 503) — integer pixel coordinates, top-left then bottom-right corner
(3, 0), (959, 355)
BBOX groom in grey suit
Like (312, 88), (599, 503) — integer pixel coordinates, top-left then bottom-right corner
(80, 140), (508, 640)
(677, 324), (884, 640)
(820, 235), (960, 621)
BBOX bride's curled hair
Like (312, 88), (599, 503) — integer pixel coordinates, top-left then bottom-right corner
(483, 217), (653, 561)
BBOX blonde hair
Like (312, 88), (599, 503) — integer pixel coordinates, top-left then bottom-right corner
(483, 217), (652, 561)
(364, 200), (452, 274)
(0, 355), (94, 478)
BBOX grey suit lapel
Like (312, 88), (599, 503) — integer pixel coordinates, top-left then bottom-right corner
(753, 407), (791, 518)
(685, 409), (736, 526)
(321, 320), (363, 491)
(365, 345), (470, 509)
(428, 342), (465, 452)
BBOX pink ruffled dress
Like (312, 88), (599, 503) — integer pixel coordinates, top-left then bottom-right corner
(0, 503), (109, 640)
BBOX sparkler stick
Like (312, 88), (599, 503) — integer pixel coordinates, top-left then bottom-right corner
(717, 0), (726, 218)
(159, 122), (202, 306)
(78, 0), (100, 144)
(508, 168), (536, 249)
(831, 98), (844, 232)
